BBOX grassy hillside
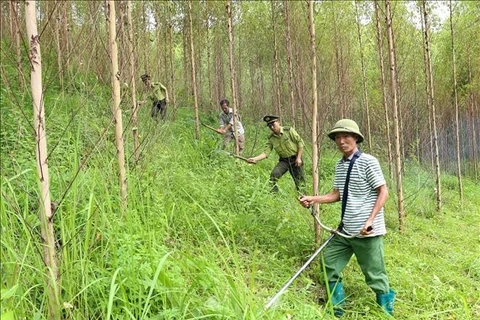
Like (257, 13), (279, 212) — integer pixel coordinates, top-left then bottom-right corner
(1, 78), (479, 320)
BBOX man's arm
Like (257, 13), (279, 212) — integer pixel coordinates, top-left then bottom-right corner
(247, 153), (267, 163)
(362, 184), (388, 234)
(299, 189), (340, 207)
(216, 123), (231, 134)
(295, 146), (304, 166)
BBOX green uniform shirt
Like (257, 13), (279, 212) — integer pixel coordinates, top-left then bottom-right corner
(147, 82), (167, 102)
(263, 126), (304, 158)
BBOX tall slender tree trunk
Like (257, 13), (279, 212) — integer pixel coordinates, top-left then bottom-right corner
(308, 0), (321, 243)
(214, 30), (223, 104)
(168, 3), (177, 120)
(141, 2), (149, 73)
(107, 0), (127, 211)
(332, 3), (343, 119)
(226, 0), (239, 154)
(467, 55), (478, 179)
(205, 1), (213, 110)
(25, 1), (60, 318)
(54, 0), (64, 89)
(183, 14), (191, 97)
(419, 5), (434, 171)
(271, 1), (281, 117)
(385, 0), (405, 233)
(9, 0), (15, 41)
(355, 1), (372, 151)
(126, 0), (140, 163)
(188, 1), (200, 140)
(421, 0), (442, 212)
(374, 1), (393, 179)
(284, 1), (296, 128)
(449, 0), (463, 201)
(236, 24), (243, 112)
(61, 1), (70, 74)
(11, 0), (23, 90)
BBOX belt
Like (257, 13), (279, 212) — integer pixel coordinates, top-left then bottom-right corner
(279, 155), (297, 161)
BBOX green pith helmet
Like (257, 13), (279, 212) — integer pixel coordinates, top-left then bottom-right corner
(328, 119), (364, 143)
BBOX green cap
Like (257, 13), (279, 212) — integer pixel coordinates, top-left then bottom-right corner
(263, 115), (279, 124)
(328, 119), (364, 143)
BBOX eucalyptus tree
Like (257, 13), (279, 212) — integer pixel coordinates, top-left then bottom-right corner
(374, 1), (393, 179)
(126, 0), (140, 162)
(386, 3), (425, 165)
(329, 0), (356, 120)
(53, 0), (64, 89)
(25, 1), (60, 317)
(226, 0), (240, 154)
(188, 0), (200, 140)
(432, 1), (479, 179)
(4, 1), (13, 40)
(421, 0), (442, 212)
(107, 0), (127, 211)
(238, 1), (272, 119)
(168, 1), (177, 120)
(205, 0), (213, 110)
(385, 0), (405, 233)
(271, 1), (282, 117)
(283, 0), (296, 128)
(448, 0), (463, 201)
(308, 0), (321, 242)
(354, 1), (372, 152)
(10, 0), (23, 89)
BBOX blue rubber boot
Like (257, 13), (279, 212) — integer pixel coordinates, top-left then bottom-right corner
(328, 281), (345, 317)
(376, 289), (395, 315)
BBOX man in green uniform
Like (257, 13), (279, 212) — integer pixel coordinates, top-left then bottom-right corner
(140, 73), (169, 121)
(299, 119), (395, 317)
(247, 115), (305, 193)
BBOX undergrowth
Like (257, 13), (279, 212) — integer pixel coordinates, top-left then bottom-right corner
(1, 75), (479, 319)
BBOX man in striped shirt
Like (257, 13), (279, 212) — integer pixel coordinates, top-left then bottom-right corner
(299, 119), (395, 317)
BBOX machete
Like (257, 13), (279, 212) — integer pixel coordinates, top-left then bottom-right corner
(217, 150), (254, 164)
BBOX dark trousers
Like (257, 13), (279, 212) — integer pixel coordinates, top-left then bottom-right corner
(151, 99), (167, 120)
(270, 155), (305, 193)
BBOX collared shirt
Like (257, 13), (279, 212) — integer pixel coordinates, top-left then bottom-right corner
(219, 108), (244, 137)
(263, 126), (304, 158)
(333, 153), (387, 237)
(146, 82), (167, 102)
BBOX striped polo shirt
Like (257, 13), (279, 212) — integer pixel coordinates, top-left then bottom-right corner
(333, 153), (387, 237)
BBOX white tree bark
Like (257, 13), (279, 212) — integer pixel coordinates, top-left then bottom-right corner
(385, 0), (405, 233)
(308, 0), (321, 243)
(188, 0), (200, 141)
(126, 0), (140, 163)
(226, 0), (239, 154)
(374, 1), (393, 179)
(107, 0), (128, 211)
(25, 1), (59, 318)
(421, 0), (442, 212)
(449, 0), (463, 201)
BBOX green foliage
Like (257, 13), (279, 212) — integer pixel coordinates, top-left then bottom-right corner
(2, 90), (479, 319)
(1, 2), (479, 318)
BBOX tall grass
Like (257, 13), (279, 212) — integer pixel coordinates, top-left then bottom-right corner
(1, 78), (479, 319)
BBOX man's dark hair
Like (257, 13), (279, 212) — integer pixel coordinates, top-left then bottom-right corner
(219, 99), (229, 106)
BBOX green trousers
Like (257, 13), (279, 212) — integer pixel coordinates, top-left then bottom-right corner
(270, 156), (305, 192)
(323, 235), (390, 294)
